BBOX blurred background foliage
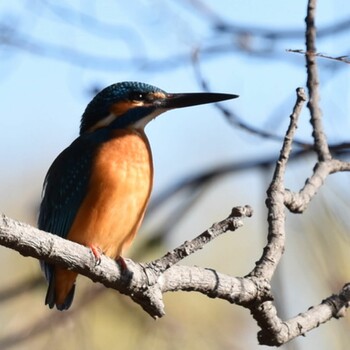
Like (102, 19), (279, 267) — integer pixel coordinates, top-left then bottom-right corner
(0, 1), (349, 349)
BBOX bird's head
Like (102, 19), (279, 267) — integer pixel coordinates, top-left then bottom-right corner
(80, 81), (238, 135)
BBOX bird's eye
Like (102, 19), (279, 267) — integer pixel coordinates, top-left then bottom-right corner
(129, 91), (146, 101)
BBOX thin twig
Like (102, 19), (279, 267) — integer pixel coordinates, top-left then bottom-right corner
(251, 88), (306, 279)
(305, 0), (331, 161)
(287, 49), (350, 64)
(191, 48), (310, 148)
(149, 206), (253, 273)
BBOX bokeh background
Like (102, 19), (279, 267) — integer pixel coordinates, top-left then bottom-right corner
(0, 1), (350, 349)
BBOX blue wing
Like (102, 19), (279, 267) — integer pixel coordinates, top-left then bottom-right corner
(38, 136), (94, 241)
(38, 131), (107, 309)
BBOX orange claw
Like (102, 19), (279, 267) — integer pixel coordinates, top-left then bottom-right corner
(89, 245), (102, 266)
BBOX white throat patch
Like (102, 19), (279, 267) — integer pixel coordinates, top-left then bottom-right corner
(133, 108), (167, 130)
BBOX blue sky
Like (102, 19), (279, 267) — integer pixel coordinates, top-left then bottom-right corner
(1, 0), (349, 227)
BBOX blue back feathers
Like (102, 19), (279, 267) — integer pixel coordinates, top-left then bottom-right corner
(38, 130), (112, 309)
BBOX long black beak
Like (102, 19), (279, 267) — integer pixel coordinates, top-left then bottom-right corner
(157, 92), (239, 109)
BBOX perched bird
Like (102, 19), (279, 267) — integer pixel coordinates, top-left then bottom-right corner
(38, 81), (238, 310)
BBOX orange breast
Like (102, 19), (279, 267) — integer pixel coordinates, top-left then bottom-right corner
(67, 128), (153, 258)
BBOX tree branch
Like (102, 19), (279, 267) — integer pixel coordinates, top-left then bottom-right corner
(245, 1), (350, 345)
(0, 208), (254, 319)
(251, 87), (306, 280)
(283, 0), (350, 214)
(149, 205), (253, 274)
(253, 283), (350, 346)
(1, 1), (350, 347)
(305, 0), (331, 161)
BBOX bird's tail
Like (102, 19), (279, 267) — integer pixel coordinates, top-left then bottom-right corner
(45, 268), (76, 311)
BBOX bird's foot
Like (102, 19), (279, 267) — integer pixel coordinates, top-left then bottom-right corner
(117, 256), (127, 271)
(89, 245), (102, 266)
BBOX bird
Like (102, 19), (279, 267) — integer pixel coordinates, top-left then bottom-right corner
(38, 81), (238, 310)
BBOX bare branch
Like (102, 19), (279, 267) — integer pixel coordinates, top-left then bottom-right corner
(247, 1), (350, 345)
(147, 142), (350, 219)
(191, 49), (311, 148)
(187, 0), (350, 40)
(287, 49), (350, 64)
(284, 159), (350, 213)
(149, 205), (253, 273)
(251, 88), (306, 280)
(0, 213), (164, 318)
(305, 0), (331, 161)
(0, 208), (253, 318)
(1, 1), (350, 346)
(253, 284), (350, 346)
(282, 1), (350, 215)
(3, 207), (348, 347)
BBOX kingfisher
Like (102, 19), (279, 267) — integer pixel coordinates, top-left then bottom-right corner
(38, 81), (238, 310)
